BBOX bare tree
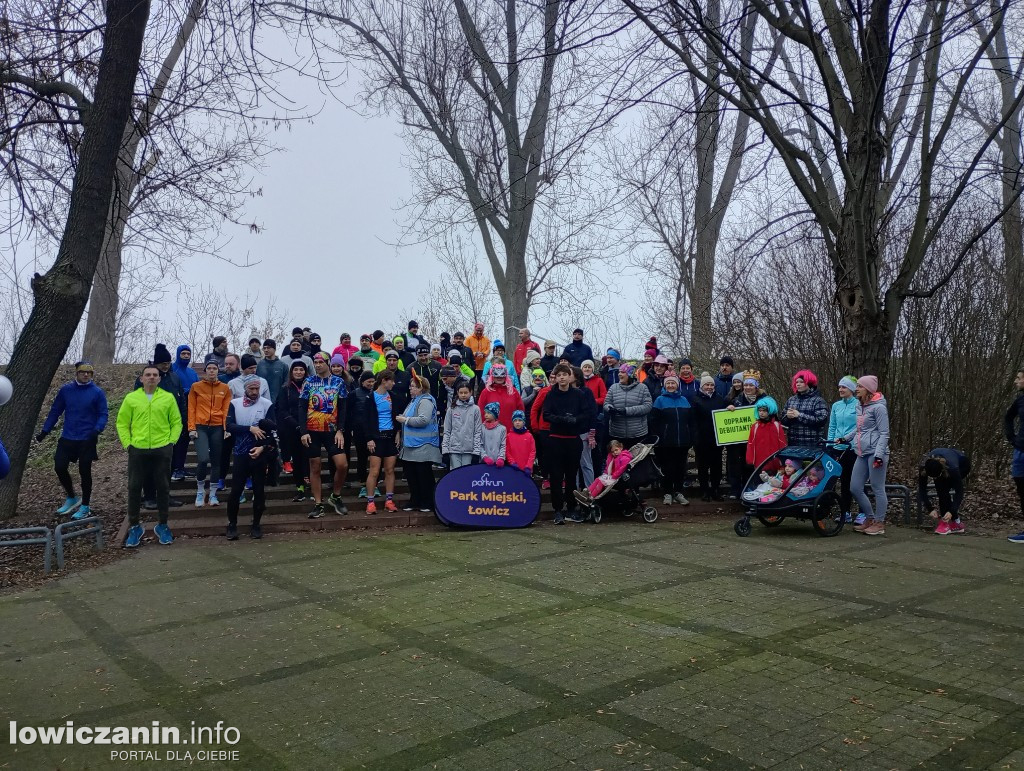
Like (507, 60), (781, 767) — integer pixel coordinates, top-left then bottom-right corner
(173, 286), (291, 358)
(622, 0), (1024, 374)
(0, 0), (151, 518)
(259, 0), (618, 333)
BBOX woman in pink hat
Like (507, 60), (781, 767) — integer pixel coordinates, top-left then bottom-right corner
(839, 375), (890, 536)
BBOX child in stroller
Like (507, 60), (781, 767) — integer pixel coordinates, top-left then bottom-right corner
(574, 438), (662, 523)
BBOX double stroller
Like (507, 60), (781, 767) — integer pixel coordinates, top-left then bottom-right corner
(575, 437), (663, 524)
(733, 444), (846, 537)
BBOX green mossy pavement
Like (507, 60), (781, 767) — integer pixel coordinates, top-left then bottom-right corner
(2, 522), (1022, 769)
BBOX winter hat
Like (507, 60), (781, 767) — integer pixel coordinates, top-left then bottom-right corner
(263, 338), (277, 349)
(289, 360), (308, 374)
(619, 363), (636, 378)
(663, 374), (680, 389)
(240, 353), (258, 370)
(448, 350), (463, 363)
(440, 365), (457, 377)
(360, 333), (372, 342)
(372, 329), (385, 340)
(654, 354), (669, 365)
(857, 375), (879, 394)
(359, 370), (375, 383)
(385, 350), (399, 360)
(75, 361), (95, 373)
(720, 355), (734, 366)
(153, 343), (172, 365)
(348, 357), (364, 369)
(484, 402), (500, 419)
(581, 359), (595, 370)
(524, 349), (541, 364)
(393, 335), (405, 346)
(330, 354), (345, 366)
(416, 344), (430, 354)
(700, 371), (715, 388)
(839, 375), (858, 392)
(531, 368), (547, 380)
(732, 372), (744, 383)
(512, 409), (526, 425)
(249, 337), (261, 346)
(408, 320), (419, 330)
(492, 340), (505, 351)
(291, 327), (303, 336)
(606, 348), (620, 359)
(440, 332), (451, 344)
(573, 328), (584, 335)
(791, 369), (818, 392)
(430, 343), (442, 354)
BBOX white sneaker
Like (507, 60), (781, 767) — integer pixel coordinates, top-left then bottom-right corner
(675, 493), (689, 506)
(663, 494), (673, 505)
(194, 489), (205, 507)
(208, 491), (220, 507)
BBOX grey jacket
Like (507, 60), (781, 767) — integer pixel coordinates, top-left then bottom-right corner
(480, 422), (507, 462)
(842, 394), (890, 459)
(256, 357), (288, 401)
(399, 397), (442, 463)
(442, 398), (482, 456)
(604, 382), (652, 439)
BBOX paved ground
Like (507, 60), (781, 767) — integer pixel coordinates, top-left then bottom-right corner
(2, 521), (1023, 770)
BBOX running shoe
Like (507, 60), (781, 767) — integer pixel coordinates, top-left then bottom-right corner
(72, 505), (92, 520)
(226, 523), (238, 541)
(56, 497), (81, 515)
(328, 493), (348, 515)
(567, 512), (586, 523)
(208, 491), (220, 507)
(863, 522), (885, 536)
(195, 490), (205, 508)
(949, 520), (965, 535)
(854, 513), (867, 527)
(1008, 531), (1024, 544)
(124, 524), (144, 548)
(675, 494), (689, 506)
(307, 503), (325, 519)
(154, 524), (174, 545)
(250, 524), (263, 539)
(553, 511), (565, 525)
(245, 477), (252, 491)
(933, 521), (951, 536)
(384, 499), (398, 513)
(217, 478), (225, 491)
(663, 494), (673, 505)
(170, 470), (184, 482)
(366, 501), (377, 515)
(282, 461), (294, 474)
(291, 489), (307, 502)
(358, 486), (367, 498)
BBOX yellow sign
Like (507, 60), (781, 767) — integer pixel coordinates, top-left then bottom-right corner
(712, 406), (756, 446)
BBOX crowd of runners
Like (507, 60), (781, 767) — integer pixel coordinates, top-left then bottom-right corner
(21, 323), (1024, 546)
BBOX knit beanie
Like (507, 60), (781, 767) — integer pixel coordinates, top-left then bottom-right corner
(330, 354), (345, 366)
(289, 360), (308, 374)
(359, 370), (375, 383)
(664, 374), (680, 389)
(511, 410), (526, 431)
(581, 359), (595, 370)
(263, 338), (276, 349)
(240, 353), (258, 370)
(153, 343), (172, 365)
(531, 368), (546, 379)
(839, 375), (858, 392)
(212, 335), (227, 348)
(700, 371), (715, 388)
(857, 375), (879, 394)
(732, 372), (744, 383)
(484, 402), (500, 419)
(440, 365), (457, 377)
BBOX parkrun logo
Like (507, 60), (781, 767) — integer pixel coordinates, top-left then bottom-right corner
(471, 473), (504, 488)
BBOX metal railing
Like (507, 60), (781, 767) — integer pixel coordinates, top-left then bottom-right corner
(54, 517), (105, 570)
(0, 527), (53, 573)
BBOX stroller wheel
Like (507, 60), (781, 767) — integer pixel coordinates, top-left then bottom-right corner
(734, 518), (752, 537)
(757, 514), (786, 528)
(642, 506), (658, 523)
(812, 492), (844, 537)
(591, 506), (602, 524)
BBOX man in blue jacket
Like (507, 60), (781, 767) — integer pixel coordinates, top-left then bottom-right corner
(36, 362), (108, 518)
(561, 328), (595, 368)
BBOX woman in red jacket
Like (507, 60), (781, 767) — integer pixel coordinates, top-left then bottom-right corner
(745, 396), (787, 479)
(581, 360), (607, 406)
(477, 365), (524, 432)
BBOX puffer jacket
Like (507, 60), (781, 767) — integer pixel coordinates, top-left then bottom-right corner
(780, 387), (829, 446)
(651, 389), (694, 447)
(442, 397), (483, 455)
(843, 393), (890, 459)
(604, 382), (652, 439)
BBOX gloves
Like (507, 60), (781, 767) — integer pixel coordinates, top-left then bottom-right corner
(872, 457), (884, 469)
(496, 458), (505, 467)
(522, 465), (533, 476)
(508, 461), (519, 470)
(35, 431), (48, 442)
(483, 456), (494, 465)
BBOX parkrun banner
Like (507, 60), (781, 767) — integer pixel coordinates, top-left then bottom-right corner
(712, 405), (756, 446)
(434, 464), (541, 528)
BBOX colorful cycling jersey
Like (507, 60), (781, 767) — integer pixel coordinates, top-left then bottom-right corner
(300, 375), (347, 432)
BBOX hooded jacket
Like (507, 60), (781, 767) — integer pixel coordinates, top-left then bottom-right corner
(827, 396), (858, 450)
(745, 397), (787, 468)
(583, 374), (607, 407)
(187, 378), (232, 431)
(651, 389), (694, 448)
(603, 381), (652, 440)
(345, 382), (377, 442)
(781, 387), (829, 446)
(480, 420), (507, 462)
(1005, 392), (1024, 451)
(507, 427), (537, 469)
(172, 346), (199, 393)
(442, 396), (483, 455)
(714, 372), (735, 398)
(257, 355), (288, 401)
(843, 393), (890, 460)
(478, 385), (524, 431)
(41, 380), (109, 441)
(116, 388), (182, 450)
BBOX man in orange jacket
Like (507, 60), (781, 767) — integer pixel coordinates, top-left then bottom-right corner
(188, 362), (232, 507)
(467, 322), (491, 379)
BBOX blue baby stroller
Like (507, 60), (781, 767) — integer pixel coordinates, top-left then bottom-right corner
(734, 444), (845, 537)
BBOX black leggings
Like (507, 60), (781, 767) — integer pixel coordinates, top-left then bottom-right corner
(227, 453), (267, 526)
(546, 436), (581, 512)
(404, 460), (436, 509)
(55, 448), (94, 505)
(694, 444), (722, 495)
(838, 450), (856, 514)
(657, 446), (689, 495)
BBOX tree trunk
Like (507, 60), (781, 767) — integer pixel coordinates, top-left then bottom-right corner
(0, 0), (151, 519)
(82, 215), (126, 363)
(500, 239), (530, 338)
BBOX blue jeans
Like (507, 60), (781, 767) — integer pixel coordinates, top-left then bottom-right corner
(851, 455), (888, 523)
(1012, 449), (1024, 478)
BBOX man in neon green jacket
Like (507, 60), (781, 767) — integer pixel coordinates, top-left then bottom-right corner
(117, 365), (182, 547)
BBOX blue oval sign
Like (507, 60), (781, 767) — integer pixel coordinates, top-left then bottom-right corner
(433, 464), (542, 528)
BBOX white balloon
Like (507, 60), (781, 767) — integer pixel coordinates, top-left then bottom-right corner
(0, 375), (11, 406)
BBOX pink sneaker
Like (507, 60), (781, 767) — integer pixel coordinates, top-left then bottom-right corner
(949, 520), (965, 535)
(542, 480), (550, 490)
(933, 520), (951, 536)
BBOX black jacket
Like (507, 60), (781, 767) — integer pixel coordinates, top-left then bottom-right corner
(390, 369), (412, 415)
(410, 361), (442, 399)
(347, 386), (377, 442)
(561, 342), (594, 368)
(542, 385), (596, 438)
(651, 392), (695, 448)
(352, 388), (397, 442)
(539, 354), (559, 377)
(274, 378), (307, 443)
(1006, 393), (1024, 451)
(687, 391), (729, 447)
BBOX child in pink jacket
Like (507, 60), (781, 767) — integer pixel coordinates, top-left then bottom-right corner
(576, 440), (633, 503)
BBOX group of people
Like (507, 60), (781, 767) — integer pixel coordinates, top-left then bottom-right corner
(26, 321), (1024, 545)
